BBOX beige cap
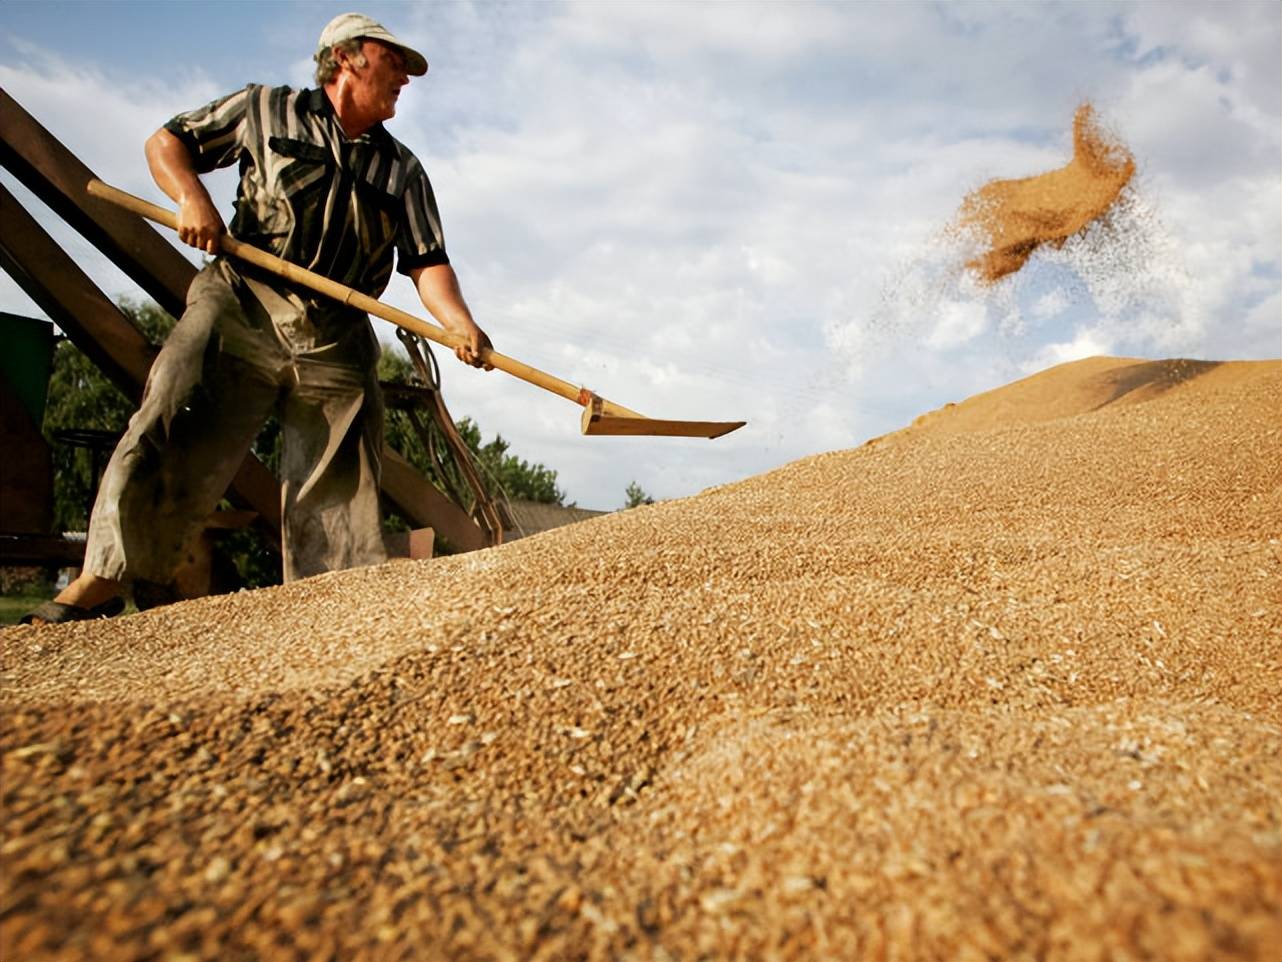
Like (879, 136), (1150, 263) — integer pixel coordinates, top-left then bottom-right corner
(317, 12), (428, 76)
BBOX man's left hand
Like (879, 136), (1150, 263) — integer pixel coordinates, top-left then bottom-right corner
(410, 263), (494, 371)
(455, 324), (494, 370)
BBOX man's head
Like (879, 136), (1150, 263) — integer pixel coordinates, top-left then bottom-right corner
(314, 12), (427, 85)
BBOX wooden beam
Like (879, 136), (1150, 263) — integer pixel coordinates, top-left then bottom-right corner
(381, 449), (488, 553)
(0, 534), (87, 566)
(0, 184), (154, 395)
(383, 527), (435, 561)
(0, 88), (195, 318)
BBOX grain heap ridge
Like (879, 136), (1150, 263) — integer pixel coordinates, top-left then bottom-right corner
(3, 355), (1279, 962)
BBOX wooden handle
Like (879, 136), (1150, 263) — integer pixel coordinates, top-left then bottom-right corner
(85, 179), (644, 417)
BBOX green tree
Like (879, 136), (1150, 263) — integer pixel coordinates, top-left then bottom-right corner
(378, 347), (564, 506)
(624, 480), (654, 509)
(42, 298), (174, 531)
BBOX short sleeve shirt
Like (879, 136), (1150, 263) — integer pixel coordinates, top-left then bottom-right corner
(165, 85), (448, 298)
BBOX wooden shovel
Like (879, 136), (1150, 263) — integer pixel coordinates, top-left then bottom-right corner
(86, 180), (745, 440)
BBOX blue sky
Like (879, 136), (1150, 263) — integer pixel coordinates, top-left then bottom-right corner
(2, 1), (1279, 510)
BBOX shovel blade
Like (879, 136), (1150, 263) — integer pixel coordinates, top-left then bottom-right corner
(581, 407), (746, 439)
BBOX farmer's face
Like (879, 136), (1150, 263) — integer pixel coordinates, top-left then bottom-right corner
(347, 40), (409, 123)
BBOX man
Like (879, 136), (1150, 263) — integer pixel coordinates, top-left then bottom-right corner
(24, 13), (490, 623)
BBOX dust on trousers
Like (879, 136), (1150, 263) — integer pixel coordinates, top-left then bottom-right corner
(83, 258), (388, 586)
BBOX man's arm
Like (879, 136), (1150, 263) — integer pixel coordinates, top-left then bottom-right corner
(409, 263), (493, 369)
(144, 128), (225, 254)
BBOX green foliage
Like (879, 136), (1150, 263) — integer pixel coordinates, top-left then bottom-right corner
(624, 480), (654, 509)
(42, 298), (174, 531)
(212, 520), (281, 590)
(379, 346), (564, 506)
(462, 417), (565, 505)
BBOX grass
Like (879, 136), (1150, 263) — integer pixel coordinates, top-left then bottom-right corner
(0, 592), (51, 625)
(0, 590), (140, 625)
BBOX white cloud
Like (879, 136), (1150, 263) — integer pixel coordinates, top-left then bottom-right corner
(1032, 289), (1070, 320)
(1118, 60), (1277, 188)
(1242, 292), (1282, 359)
(398, 3), (1275, 507)
(1121, 1), (1282, 115)
(2, 1), (1278, 511)
(927, 300), (989, 350)
(0, 40), (225, 200)
(559, 0), (854, 63)
(1024, 327), (1117, 374)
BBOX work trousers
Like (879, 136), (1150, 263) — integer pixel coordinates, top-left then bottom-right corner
(83, 259), (387, 585)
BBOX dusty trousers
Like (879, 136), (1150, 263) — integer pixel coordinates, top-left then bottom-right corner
(83, 259), (388, 586)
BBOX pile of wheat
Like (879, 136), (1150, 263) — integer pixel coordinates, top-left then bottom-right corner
(3, 356), (1279, 961)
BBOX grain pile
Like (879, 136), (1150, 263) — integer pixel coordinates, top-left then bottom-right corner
(3, 356), (1280, 962)
(961, 103), (1136, 284)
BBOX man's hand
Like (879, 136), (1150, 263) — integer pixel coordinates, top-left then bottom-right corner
(145, 127), (224, 254)
(453, 321), (494, 370)
(176, 193), (226, 254)
(411, 263), (494, 371)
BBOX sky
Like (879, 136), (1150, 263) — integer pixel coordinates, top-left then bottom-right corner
(2, 0), (1279, 511)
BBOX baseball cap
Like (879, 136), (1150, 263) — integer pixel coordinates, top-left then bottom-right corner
(317, 12), (428, 76)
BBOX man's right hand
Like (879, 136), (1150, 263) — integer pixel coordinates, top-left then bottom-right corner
(176, 193), (226, 254)
(145, 127), (225, 254)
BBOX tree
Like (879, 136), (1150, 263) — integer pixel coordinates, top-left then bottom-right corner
(624, 480), (654, 509)
(42, 298), (175, 531)
(378, 348), (565, 506)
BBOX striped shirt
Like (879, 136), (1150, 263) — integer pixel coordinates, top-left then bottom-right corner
(165, 85), (449, 299)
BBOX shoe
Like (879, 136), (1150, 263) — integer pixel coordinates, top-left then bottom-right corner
(19, 597), (125, 625)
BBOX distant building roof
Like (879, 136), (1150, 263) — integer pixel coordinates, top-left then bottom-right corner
(501, 499), (608, 540)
